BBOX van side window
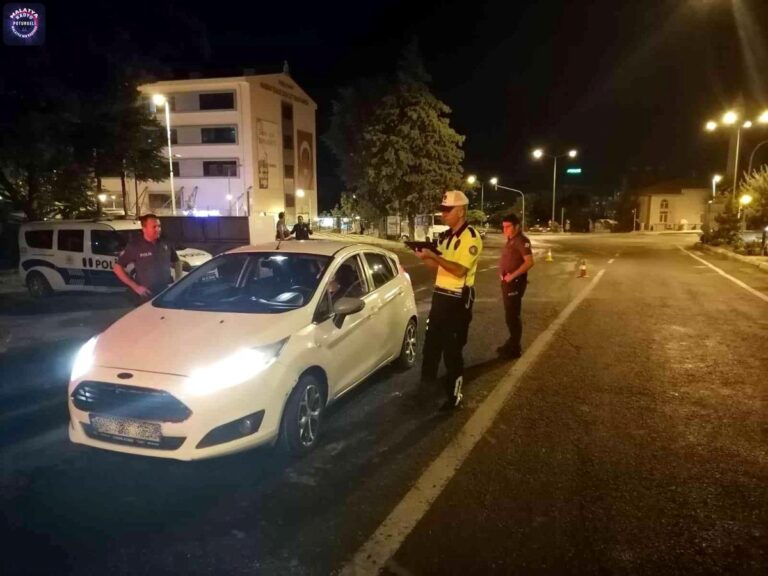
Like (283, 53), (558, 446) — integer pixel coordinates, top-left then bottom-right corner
(25, 230), (53, 249)
(58, 230), (84, 253)
(91, 230), (125, 256)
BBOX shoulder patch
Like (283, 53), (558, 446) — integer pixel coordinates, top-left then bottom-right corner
(524, 242), (530, 248)
(469, 245), (478, 255)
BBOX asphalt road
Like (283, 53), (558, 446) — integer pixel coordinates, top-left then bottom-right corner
(1, 233), (766, 575)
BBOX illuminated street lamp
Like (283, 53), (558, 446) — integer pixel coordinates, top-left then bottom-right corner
(152, 94), (176, 215)
(466, 174), (487, 212)
(296, 188), (311, 222)
(531, 148), (578, 227)
(711, 174), (722, 198)
(490, 179), (526, 231)
(97, 193), (107, 203)
(702, 109), (768, 200)
(739, 194), (752, 229)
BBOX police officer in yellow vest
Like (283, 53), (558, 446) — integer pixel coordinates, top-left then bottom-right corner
(413, 190), (483, 411)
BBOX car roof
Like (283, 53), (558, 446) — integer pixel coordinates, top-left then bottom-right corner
(226, 240), (391, 258)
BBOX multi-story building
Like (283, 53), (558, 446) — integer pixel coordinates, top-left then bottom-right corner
(102, 70), (317, 220)
(635, 180), (709, 231)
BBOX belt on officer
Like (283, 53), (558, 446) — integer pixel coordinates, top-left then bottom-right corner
(434, 286), (463, 298)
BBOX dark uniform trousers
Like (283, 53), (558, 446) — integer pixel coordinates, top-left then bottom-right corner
(420, 286), (475, 401)
(501, 277), (527, 353)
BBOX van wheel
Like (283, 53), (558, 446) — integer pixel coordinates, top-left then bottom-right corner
(27, 272), (52, 298)
(279, 374), (324, 456)
(395, 318), (418, 370)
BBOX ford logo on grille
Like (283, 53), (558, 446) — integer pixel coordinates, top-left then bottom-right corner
(117, 372), (134, 380)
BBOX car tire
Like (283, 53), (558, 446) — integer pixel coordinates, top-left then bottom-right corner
(26, 271), (52, 298)
(394, 318), (418, 371)
(279, 373), (325, 456)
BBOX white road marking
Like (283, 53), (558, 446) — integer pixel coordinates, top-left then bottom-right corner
(608, 259), (615, 264)
(679, 247), (768, 304)
(341, 269), (608, 575)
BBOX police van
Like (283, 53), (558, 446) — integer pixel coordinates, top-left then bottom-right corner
(413, 213), (450, 242)
(18, 219), (211, 298)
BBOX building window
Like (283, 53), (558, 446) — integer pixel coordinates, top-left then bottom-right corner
(58, 229), (84, 253)
(284, 164), (294, 179)
(659, 211), (668, 223)
(203, 161), (238, 177)
(283, 134), (293, 150)
(281, 101), (293, 121)
(660, 199), (669, 210)
(170, 128), (177, 145)
(25, 230), (53, 249)
(285, 193), (295, 208)
(201, 127), (237, 144)
(171, 161), (180, 176)
(199, 92), (235, 111)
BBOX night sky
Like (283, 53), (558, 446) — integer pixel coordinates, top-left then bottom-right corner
(6, 0), (768, 210)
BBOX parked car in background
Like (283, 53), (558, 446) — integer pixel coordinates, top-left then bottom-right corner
(68, 241), (419, 460)
(18, 219), (211, 298)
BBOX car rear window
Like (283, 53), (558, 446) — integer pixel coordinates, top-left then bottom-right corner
(364, 252), (396, 288)
(25, 230), (53, 249)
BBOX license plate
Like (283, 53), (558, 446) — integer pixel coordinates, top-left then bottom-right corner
(90, 415), (161, 442)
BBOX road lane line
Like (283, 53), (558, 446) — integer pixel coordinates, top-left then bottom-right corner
(341, 269), (608, 575)
(680, 247), (768, 304)
(608, 259), (615, 264)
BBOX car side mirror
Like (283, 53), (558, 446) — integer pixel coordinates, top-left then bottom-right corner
(332, 297), (365, 328)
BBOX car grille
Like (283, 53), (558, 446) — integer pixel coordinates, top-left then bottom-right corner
(72, 381), (192, 423)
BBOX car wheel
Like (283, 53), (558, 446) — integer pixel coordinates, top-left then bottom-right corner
(279, 373), (325, 456)
(394, 318), (418, 370)
(27, 272), (52, 298)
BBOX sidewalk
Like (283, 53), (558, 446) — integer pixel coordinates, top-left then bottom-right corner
(700, 244), (768, 273)
(312, 231), (407, 252)
(0, 269), (23, 295)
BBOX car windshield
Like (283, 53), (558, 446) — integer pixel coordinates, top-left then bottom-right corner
(153, 252), (331, 313)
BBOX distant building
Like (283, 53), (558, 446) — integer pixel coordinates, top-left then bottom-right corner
(635, 180), (710, 231)
(102, 70), (317, 220)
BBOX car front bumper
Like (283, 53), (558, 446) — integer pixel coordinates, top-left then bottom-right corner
(68, 361), (297, 460)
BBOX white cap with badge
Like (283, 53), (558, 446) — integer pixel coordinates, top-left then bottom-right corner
(439, 190), (469, 209)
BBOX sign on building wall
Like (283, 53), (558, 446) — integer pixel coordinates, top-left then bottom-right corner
(296, 130), (314, 190)
(256, 120), (279, 190)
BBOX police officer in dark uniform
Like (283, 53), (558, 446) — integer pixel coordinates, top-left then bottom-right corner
(413, 190), (483, 411)
(114, 213), (181, 305)
(290, 215), (313, 240)
(497, 213), (535, 359)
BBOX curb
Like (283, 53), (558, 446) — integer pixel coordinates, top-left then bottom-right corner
(699, 244), (768, 273)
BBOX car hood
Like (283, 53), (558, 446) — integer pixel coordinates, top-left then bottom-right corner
(93, 304), (308, 376)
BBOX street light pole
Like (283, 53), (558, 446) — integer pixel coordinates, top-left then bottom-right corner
(551, 156), (557, 226)
(533, 148), (578, 230)
(492, 181), (526, 231)
(748, 139), (768, 175)
(153, 94), (176, 215)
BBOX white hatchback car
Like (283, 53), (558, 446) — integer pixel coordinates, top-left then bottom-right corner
(68, 241), (418, 460)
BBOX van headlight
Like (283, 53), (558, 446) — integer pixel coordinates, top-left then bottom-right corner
(186, 339), (288, 396)
(71, 337), (98, 382)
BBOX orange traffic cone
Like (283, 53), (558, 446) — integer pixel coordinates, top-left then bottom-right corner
(578, 258), (588, 278)
(545, 249), (553, 262)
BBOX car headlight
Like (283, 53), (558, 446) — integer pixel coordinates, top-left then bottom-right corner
(186, 339), (288, 396)
(71, 336), (98, 382)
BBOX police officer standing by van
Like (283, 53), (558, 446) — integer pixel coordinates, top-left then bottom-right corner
(114, 213), (181, 305)
(413, 190), (482, 411)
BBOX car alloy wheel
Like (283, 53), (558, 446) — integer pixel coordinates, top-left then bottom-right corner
(395, 318), (418, 370)
(298, 382), (322, 447)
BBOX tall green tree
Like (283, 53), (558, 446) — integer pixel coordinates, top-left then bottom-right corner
(325, 43), (465, 237)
